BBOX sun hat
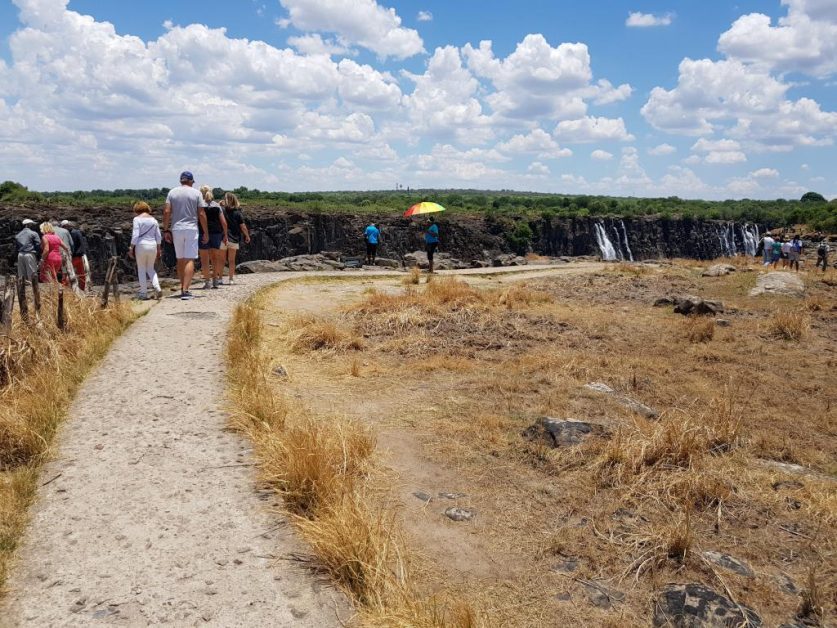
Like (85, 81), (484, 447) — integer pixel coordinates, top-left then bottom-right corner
(180, 171), (194, 182)
(22, 218), (36, 225)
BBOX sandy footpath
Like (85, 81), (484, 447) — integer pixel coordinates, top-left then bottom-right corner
(1, 273), (343, 627)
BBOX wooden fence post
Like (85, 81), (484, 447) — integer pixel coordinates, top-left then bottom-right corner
(111, 263), (120, 304)
(31, 278), (41, 313)
(17, 277), (28, 322)
(57, 285), (66, 330)
(1, 276), (16, 334)
(101, 257), (116, 308)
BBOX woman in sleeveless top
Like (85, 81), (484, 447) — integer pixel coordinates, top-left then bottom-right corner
(39, 222), (70, 283)
(198, 185), (228, 289)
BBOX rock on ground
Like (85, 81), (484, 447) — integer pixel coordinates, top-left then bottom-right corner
(702, 263), (737, 277)
(701, 551), (754, 577)
(671, 295), (725, 316)
(522, 417), (607, 448)
(653, 583), (762, 627)
(749, 272), (805, 297)
(584, 382), (659, 419)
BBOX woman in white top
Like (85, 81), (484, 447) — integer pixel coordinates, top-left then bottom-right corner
(128, 201), (163, 300)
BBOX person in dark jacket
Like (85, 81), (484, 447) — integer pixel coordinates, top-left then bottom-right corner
(62, 220), (89, 291)
(15, 219), (41, 283)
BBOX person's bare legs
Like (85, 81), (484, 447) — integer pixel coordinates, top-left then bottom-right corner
(176, 258), (195, 293)
(212, 249), (225, 284)
(227, 247), (238, 282)
(199, 249), (211, 283)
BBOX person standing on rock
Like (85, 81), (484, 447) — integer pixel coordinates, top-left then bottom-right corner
(364, 222), (381, 266)
(128, 202), (163, 300)
(222, 192), (250, 285)
(771, 238), (782, 269)
(424, 216), (440, 274)
(38, 222), (70, 283)
(761, 233), (774, 266)
(788, 235), (802, 272)
(198, 185), (228, 289)
(15, 219), (41, 285)
(62, 220), (89, 292)
(163, 171), (208, 300)
(816, 241), (829, 273)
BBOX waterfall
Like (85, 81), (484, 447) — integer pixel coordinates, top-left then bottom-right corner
(594, 222), (618, 261)
(620, 220), (634, 262)
(612, 225), (625, 260)
(728, 223), (737, 256)
(741, 224), (759, 256)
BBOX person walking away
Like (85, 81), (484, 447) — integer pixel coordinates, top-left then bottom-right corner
(62, 220), (89, 291)
(771, 238), (782, 269)
(815, 241), (829, 273)
(761, 233), (774, 266)
(364, 222), (381, 266)
(198, 185), (228, 289)
(128, 202), (163, 300)
(39, 222), (70, 283)
(780, 238), (791, 269)
(424, 216), (440, 273)
(52, 220), (79, 291)
(222, 192), (250, 285)
(163, 171), (208, 300)
(788, 235), (802, 272)
(15, 219), (41, 286)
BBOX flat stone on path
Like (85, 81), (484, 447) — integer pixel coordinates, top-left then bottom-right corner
(1, 273), (344, 627)
(749, 272), (805, 297)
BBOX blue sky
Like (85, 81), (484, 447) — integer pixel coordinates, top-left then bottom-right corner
(0, 0), (834, 199)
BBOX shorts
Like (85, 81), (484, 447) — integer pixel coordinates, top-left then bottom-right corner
(366, 242), (378, 256)
(173, 229), (199, 259)
(199, 233), (223, 250)
(425, 242), (438, 261)
(788, 250), (800, 262)
(222, 236), (240, 251)
(771, 253), (781, 262)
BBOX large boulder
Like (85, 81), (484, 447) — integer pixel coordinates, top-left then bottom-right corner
(373, 257), (401, 268)
(749, 272), (805, 297)
(279, 254), (345, 271)
(404, 250), (429, 268)
(671, 295), (725, 316)
(653, 583), (762, 627)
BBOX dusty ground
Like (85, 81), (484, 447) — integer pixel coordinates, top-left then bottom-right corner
(259, 261), (836, 626)
(1, 273), (349, 627)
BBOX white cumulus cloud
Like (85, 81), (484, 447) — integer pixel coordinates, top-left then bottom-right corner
(417, 10), (432, 22)
(591, 149), (613, 160)
(553, 117), (635, 143)
(648, 143), (676, 155)
(626, 12), (673, 27)
(278, 0), (424, 59)
(750, 167), (779, 178)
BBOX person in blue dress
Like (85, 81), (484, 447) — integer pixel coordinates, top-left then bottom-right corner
(424, 216), (440, 273)
(364, 222), (381, 266)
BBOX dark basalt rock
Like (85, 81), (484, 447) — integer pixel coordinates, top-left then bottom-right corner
(653, 583), (762, 627)
(523, 417), (607, 448)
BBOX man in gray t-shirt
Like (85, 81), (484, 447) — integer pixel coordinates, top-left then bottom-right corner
(15, 219), (41, 282)
(163, 171), (208, 300)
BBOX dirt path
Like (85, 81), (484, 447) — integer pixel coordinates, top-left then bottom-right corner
(1, 263), (600, 627)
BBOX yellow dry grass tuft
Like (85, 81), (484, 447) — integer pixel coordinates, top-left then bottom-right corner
(769, 309), (810, 341)
(402, 267), (421, 285)
(289, 314), (363, 353)
(0, 288), (136, 589)
(685, 316), (715, 343)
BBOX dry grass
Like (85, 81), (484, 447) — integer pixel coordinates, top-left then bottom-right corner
(0, 288), (136, 590)
(769, 309), (810, 341)
(685, 316), (715, 343)
(402, 267), (421, 285)
(289, 314), (363, 354)
(227, 300), (481, 626)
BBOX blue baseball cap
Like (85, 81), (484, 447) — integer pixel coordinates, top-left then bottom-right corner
(180, 171), (194, 182)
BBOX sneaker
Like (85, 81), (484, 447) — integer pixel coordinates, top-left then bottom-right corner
(135, 293), (148, 301)
(201, 280), (211, 290)
(211, 279), (219, 289)
(154, 289), (163, 301)
(180, 291), (193, 301)
(228, 277), (235, 285)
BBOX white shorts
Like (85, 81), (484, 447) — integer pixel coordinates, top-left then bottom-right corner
(172, 229), (199, 259)
(221, 240), (239, 251)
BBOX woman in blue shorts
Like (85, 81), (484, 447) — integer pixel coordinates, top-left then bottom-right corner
(198, 185), (228, 289)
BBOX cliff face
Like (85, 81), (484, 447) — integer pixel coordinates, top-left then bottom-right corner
(0, 204), (764, 281)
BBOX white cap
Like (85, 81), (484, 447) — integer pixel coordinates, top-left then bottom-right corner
(22, 219), (36, 226)
(60, 220), (70, 226)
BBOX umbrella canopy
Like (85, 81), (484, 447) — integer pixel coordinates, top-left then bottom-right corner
(404, 201), (445, 218)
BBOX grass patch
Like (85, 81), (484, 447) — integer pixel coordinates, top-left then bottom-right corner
(289, 314), (363, 354)
(685, 316), (715, 343)
(769, 309), (810, 341)
(0, 289), (136, 590)
(227, 300), (481, 625)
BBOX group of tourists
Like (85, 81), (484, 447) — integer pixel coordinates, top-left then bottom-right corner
(147, 171), (251, 300)
(15, 218), (89, 290)
(758, 233), (829, 272)
(363, 215), (439, 272)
